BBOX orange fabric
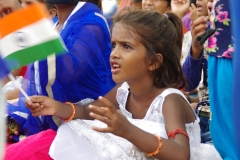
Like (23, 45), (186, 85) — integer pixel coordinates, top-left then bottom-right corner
(0, 4), (49, 38)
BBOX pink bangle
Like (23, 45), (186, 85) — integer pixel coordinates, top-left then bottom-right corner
(60, 102), (75, 122)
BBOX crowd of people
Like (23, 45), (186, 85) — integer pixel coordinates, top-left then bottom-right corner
(0, 0), (239, 159)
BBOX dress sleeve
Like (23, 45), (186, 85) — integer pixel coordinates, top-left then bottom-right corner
(182, 48), (204, 91)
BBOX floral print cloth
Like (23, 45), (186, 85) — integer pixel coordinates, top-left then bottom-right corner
(206, 0), (234, 58)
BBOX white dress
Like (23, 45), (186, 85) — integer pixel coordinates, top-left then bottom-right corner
(49, 82), (222, 160)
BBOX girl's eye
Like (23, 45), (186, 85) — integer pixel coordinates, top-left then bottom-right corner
(123, 44), (132, 49)
(111, 43), (116, 50)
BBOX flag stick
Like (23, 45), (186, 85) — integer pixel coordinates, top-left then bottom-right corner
(7, 73), (43, 125)
(8, 73), (29, 101)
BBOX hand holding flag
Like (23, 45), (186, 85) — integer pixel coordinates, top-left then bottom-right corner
(0, 3), (66, 70)
(0, 3), (67, 126)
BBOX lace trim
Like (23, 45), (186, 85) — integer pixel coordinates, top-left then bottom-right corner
(68, 119), (159, 160)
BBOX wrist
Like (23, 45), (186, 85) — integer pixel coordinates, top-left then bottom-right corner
(191, 46), (203, 59)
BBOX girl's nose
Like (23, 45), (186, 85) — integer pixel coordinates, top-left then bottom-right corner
(110, 47), (120, 59)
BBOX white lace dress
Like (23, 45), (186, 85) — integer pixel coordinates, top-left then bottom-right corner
(49, 83), (221, 160)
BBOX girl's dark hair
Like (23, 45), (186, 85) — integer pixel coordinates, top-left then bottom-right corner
(113, 9), (186, 89)
(167, 0), (171, 7)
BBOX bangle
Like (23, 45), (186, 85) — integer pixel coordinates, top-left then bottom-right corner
(168, 129), (189, 140)
(60, 102), (75, 122)
(145, 134), (162, 157)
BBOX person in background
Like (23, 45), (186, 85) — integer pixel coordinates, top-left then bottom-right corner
(182, 0), (210, 141)
(207, 0), (238, 159)
(142, 0), (171, 14)
(130, 0), (142, 10)
(1, 0), (115, 143)
(20, 0), (58, 21)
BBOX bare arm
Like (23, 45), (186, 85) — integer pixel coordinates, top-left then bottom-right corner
(125, 94), (191, 160)
(26, 83), (121, 120)
(89, 94), (193, 160)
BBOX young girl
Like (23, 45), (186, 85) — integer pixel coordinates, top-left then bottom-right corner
(6, 9), (220, 160)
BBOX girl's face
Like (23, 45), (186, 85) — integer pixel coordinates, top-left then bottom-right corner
(196, 0), (208, 17)
(142, 0), (170, 14)
(110, 23), (151, 84)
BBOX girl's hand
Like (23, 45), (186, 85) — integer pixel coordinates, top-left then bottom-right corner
(89, 96), (132, 138)
(25, 96), (59, 117)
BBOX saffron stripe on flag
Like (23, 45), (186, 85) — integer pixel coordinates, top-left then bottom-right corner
(1, 18), (61, 58)
(4, 39), (64, 70)
(0, 4), (49, 38)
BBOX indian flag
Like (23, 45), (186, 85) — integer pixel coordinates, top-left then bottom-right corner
(0, 4), (66, 70)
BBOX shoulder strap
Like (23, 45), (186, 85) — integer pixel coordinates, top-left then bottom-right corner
(161, 88), (199, 118)
(160, 88), (190, 104)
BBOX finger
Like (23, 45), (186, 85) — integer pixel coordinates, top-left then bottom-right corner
(191, 3), (196, 9)
(192, 23), (208, 37)
(29, 96), (46, 103)
(98, 96), (117, 114)
(89, 112), (111, 125)
(91, 126), (111, 133)
(31, 105), (43, 117)
(88, 105), (112, 120)
(191, 16), (208, 29)
(26, 101), (41, 109)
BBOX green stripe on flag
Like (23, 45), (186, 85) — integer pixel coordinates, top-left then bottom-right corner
(4, 38), (66, 70)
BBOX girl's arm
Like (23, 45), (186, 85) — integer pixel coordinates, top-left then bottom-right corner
(26, 84), (121, 120)
(89, 94), (192, 160)
(126, 94), (191, 160)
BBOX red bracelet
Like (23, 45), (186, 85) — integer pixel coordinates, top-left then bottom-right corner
(145, 134), (163, 157)
(60, 102), (75, 122)
(168, 129), (189, 140)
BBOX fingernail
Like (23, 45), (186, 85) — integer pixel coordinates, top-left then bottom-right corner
(88, 105), (92, 108)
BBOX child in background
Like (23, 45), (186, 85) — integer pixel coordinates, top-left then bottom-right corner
(130, 0), (142, 10)
(20, 0), (58, 20)
(6, 9), (220, 160)
(182, 0), (210, 137)
(142, 0), (171, 14)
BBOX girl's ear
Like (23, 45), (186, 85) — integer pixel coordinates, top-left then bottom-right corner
(148, 53), (163, 71)
(48, 8), (57, 19)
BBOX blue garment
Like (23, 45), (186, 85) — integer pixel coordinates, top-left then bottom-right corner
(230, 0), (240, 158)
(208, 0), (238, 159)
(208, 56), (238, 160)
(52, 16), (58, 23)
(182, 50), (210, 136)
(7, 2), (115, 141)
(182, 50), (204, 92)
(0, 55), (9, 79)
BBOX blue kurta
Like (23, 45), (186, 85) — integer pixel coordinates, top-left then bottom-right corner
(7, 2), (115, 141)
